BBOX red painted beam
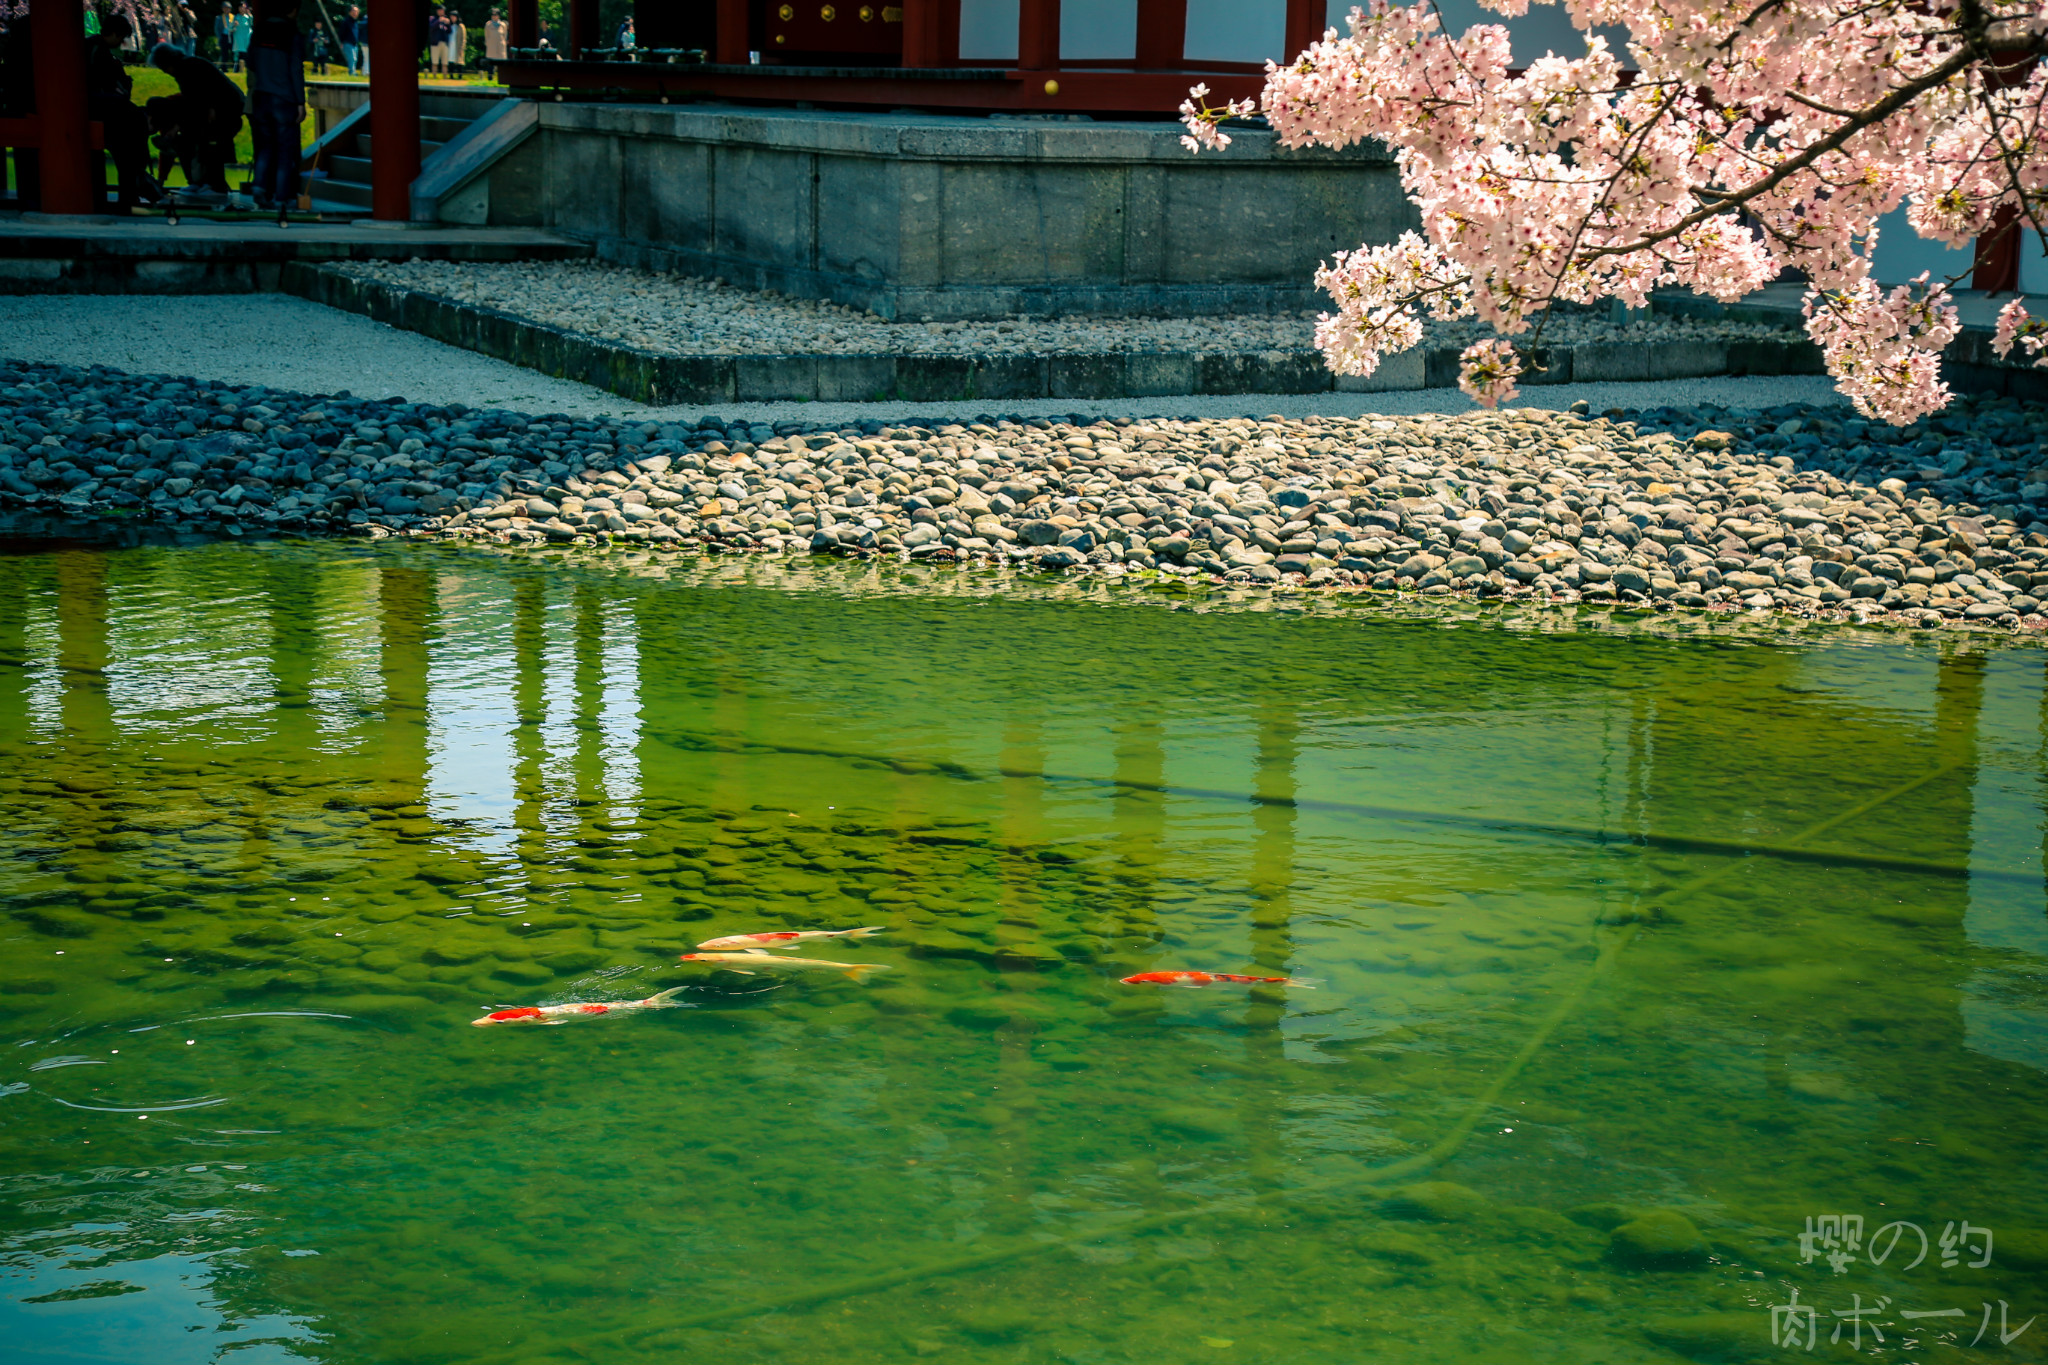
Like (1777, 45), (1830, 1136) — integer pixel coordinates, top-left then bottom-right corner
(1018, 0), (1058, 71)
(901, 0), (939, 68)
(569, 0), (600, 58)
(369, 0), (422, 219)
(509, 0), (538, 50)
(1134, 0), (1185, 68)
(714, 0), (747, 62)
(493, 62), (1266, 113)
(1284, 0), (1324, 63)
(28, 0), (93, 214)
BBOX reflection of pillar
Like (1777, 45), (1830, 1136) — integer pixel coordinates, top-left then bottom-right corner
(511, 575), (549, 849)
(376, 566), (436, 804)
(54, 551), (113, 755)
(268, 557), (322, 748)
(52, 552), (114, 885)
(0, 556), (36, 750)
(1110, 717), (1166, 941)
(572, 583), (606, 819)
(1932, 649), (1986, 866)
(994, 718), (1044, 1224)
(1242, 702), (1298, 1186)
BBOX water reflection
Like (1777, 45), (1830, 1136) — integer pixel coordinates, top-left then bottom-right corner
(0, 540), (2043, 1364)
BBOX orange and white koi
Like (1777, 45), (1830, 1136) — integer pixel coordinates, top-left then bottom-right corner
(1119, 971), (1315, 989)
(679, 950), (889, 984)
(471, 985), (691, 1027)
(695, 926), (884, 951)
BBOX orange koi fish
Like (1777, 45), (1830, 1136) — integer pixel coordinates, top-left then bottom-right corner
(679, 950), (889, 984)
(1120, 971), (1315, 989)
(471, 986), (691, 1027)
(695, 926), (884, 951)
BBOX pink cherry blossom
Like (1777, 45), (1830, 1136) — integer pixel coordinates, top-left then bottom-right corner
(1185, 0), (2048, 423)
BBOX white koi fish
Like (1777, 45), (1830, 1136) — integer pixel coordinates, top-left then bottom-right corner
(471, 986), (691, 1027)
(695, 926), (885, 951)
(678, 950), (889, 984)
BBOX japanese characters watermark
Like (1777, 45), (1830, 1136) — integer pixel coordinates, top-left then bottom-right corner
(1768, 1215), (2033, 1352)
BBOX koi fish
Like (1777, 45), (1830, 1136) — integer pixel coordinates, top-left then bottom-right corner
(1119, 971), (1315, 989)
(679, 950), (889, 984)
(695, 926), (885, 951)
(471, 986), (691, 1027)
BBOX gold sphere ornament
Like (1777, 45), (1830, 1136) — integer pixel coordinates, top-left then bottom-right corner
(1043, 79), (1060, 96)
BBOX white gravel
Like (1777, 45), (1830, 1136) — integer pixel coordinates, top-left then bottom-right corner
(336, 258), (1807, 358)
(0, 294), (1851, 424)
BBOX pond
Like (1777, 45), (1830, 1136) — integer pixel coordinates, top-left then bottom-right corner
(0, 539), (2044, 1365)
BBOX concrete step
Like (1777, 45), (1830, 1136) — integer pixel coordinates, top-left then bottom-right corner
(327, 154), (371, 184)
(310, 178), (373, 208)
(357, 135), (448, 159)
(422, 116), (477, 142)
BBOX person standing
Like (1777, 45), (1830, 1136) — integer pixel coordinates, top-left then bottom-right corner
(243, 0), (303, 209)
(451, 12), (466, 74)
(426, 4), (448, 74)
(211, 1), (231, 60)
(178, 4), (199, 53)
(615, 15), (633, 52)
(308, 21), (328, 73)
(483, 7), (504, 72)
(86, 13), (160, 209)
(149, 41), (243, 194)
(335, 3), (360, 73)
(230, 0), (252, 70)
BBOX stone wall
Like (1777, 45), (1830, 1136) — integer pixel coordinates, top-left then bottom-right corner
(471, 103), (1418, 322)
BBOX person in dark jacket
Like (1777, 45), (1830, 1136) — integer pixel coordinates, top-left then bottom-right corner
(86, 14), (161, 208)
(149, 43), (244, 195)
(243, 0), (304, 208)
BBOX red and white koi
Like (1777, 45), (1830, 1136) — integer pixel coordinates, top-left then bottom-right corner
(679, 950), (889, 984)
(471, 986), (691, 1027)
(695, 926), (885, 951)
(1119, 971), (1315, 989)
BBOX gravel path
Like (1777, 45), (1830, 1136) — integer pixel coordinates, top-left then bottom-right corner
(0, 294), (1849, 423)
(3, 351), (2043, 632)
(334, 259), (1807, 359)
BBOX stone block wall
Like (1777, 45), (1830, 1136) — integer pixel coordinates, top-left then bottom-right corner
(474, 103), (1417, 321)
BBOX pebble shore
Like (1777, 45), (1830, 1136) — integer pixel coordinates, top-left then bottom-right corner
(335, 260), (1807, 359)
(6, 359), (2047, 631)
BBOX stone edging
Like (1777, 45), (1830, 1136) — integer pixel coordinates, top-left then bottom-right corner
(281, 262), (1829, 406)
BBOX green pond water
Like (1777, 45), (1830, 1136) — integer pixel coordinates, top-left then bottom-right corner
(1, 540), (2045, 1365)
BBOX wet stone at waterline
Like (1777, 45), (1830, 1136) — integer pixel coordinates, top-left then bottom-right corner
(0, 537), (2043, 1365)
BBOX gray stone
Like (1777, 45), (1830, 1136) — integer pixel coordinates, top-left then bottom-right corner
(1038, 546), (1087, 569)
(1017, 519), (1063, 547)
(1608, 1211), (1709, 1270)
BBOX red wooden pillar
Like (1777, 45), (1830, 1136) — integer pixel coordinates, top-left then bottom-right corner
(901, 0), (939, 66)
(1134, 0), (1183, 67)
(509, 0), (537, 49)
(1018, 0), (1058, 69)
(714, 0), (747, 61)
(568, 0), (599, 56)
(29, 0), (93, 214)
(369, 0), (421, 220)
(1283, 0), (1324, 59)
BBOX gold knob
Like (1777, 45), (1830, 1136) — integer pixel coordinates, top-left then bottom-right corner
(858, 4), (872, 17)
(777, 3), (792, 17)
(774, 32), (786, 42)
(821, 3), (834, 16)
(1044, 79), (1060, 96)
(881, 5), (901, 18)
